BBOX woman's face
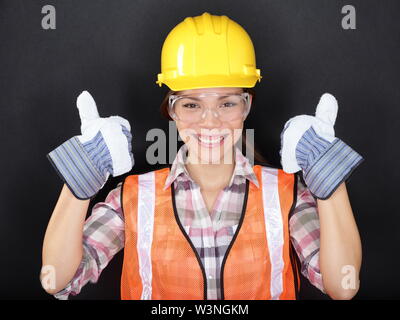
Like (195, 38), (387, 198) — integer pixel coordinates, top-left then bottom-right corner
(173, 87), (252, 164)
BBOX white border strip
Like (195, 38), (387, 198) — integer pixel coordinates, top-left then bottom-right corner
(261, 167), (285, 300)
(137, 171), (156, 300)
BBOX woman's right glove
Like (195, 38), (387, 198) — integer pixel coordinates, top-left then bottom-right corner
(47, 91), (134, 200)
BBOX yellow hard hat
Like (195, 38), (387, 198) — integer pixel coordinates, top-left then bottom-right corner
(156, 12), (262, 91)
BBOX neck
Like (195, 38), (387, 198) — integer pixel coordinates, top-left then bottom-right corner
(185, 148), (235, 191)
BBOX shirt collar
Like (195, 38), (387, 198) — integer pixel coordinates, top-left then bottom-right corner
(163, 143), (260, 190)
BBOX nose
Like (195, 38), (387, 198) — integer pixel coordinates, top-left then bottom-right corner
(198, 108), (222, 127)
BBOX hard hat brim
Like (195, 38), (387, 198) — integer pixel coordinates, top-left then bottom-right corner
(157, 74), (262, 91)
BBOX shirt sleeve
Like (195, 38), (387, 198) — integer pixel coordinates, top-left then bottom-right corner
(289, 174), (326, 294)
(53, 182), (125, 300)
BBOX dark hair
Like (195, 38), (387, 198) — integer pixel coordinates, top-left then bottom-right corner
(159, 87), (270, 165)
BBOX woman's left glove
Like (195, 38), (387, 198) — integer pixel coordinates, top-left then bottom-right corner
(279, 93), (364, 200)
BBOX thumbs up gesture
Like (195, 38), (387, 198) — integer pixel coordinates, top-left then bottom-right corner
(279, 93), (364, 200)
(47, 91), (134, 200)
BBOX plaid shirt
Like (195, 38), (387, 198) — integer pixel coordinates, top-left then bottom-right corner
(54, 144), (325, 300)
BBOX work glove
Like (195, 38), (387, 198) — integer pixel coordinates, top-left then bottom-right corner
(47, 91), (134, 200)
(279, 93), (364, 200)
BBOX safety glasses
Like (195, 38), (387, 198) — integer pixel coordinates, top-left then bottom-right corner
(168, 92), (251, 123)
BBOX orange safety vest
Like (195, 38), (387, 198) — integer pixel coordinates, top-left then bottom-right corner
(120, 164), (301, 300)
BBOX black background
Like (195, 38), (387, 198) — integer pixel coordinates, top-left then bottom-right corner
(0, 0), (399, 300)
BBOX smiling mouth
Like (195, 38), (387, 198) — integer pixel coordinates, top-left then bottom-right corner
(193, 134), (227, 147)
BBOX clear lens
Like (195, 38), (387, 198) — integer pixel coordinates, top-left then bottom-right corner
(169, 93), (250, 123)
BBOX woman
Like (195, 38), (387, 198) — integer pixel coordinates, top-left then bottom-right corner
(41, 12), (363, 300)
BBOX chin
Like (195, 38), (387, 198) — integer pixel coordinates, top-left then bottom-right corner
(189, 144), (235, 165)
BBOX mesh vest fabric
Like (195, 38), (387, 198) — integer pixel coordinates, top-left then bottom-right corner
(120, 165), (299, 300)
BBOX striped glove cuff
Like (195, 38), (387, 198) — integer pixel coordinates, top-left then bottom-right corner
(296, 126), (364, 200)
(47, 137), (109, 200)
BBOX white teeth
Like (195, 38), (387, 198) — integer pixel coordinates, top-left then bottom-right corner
(197, 135), (224, 144)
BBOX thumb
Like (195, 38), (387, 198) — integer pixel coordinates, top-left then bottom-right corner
(315, 93), (338, 126)
(76, 91), (100, 125)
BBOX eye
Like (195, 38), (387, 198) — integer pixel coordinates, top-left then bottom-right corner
(221, 102), (236, 108)
(182, 103), (199, 109)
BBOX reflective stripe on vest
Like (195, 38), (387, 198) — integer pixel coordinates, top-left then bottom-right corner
(261, 167), (285, 299)
(136, 171), (155, 300)
(121, 165), (299, 300)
